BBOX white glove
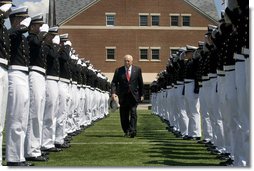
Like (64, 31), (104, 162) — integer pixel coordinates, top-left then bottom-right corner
(39, 24), (49, 33)
(64, 40), (72, 47)
(52, 35), (60, 45)
(20, 17), (31, 27)
(71, 54), (75, 59)
(77, 59), (82, 65)
(0, 4), (12, 12)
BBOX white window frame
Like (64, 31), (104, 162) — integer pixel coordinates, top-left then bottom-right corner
(169, 13), (180, 27)
(105, 12), (116, 26)
(181, 14), (191, 26)
(139, 13), (149, 26)
(150, 13), (160, 26)
(170, 47), (181, 56)
(139, 47), (149, 61)
(151, 47), (161, 61)
(105, 47), (116, 61)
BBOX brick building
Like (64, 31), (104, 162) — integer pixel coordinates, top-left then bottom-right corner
(49, 0), (218, 101)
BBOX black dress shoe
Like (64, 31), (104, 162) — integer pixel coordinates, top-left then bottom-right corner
(219, 158), (234, 166)
(41, 151), (49, 156)
(7, 161), (34, 166)
(26, 155), (48, 161)
(55, 142), (71, 148)
(43, 147), (62, 152)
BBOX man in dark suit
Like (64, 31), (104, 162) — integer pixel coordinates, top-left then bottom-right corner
(111, 54), (144, 138)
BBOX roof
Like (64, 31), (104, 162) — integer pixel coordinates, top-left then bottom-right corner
(51, 0), (219, 26)
(184, 0), (219, 22)
(54, 0), (98, 25)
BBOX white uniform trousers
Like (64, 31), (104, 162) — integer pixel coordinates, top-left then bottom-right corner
(234, 57), (248, 166)
(224, 69), (238, 157)
(0, 66), (8, 165)
(199, 81), (213, 141)
(25, 71), (46, 158)
(244, 57), (250, 166)
(55, 81), (70, 145)
(41, 79), (59, 149)
(184, 81), (201, 137)
(208, 77), (225, 152)
(82, 87), (90, 126)
(175, 84), (189, 136)
(6, 70), (30, 162)
(104, 92), (110, 116)
(86, 88), (93, 125)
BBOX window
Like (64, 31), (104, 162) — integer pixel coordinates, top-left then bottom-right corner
(106, 13), (116, 26)
(139, 15), (148, 26)
(170, 48), (179, 55)
(171, 16), (179, 26)
(151, 48), (160, 60)
(139, 48), (148, 60)
(106, 47), (116, 60)
(151, 15), (160, 26)
(182, 16), (190, 26)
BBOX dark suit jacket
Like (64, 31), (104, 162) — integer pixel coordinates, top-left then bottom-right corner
(111, 65), (144, 104)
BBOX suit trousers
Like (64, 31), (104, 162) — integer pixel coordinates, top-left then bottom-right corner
(6, 70), (30, 162)
(0, 66), (8, 165)
(119, 93), (138, 134)
(25, 71), (46, 158)
(41, 79), (59, 150)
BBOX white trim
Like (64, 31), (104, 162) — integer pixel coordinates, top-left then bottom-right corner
(184, 79), (194, 82)
(105, 59), (116, 62)
(217, 70), (225, 75)
(105, 46), (116, 49)
(169, 13), (180, 16)
(233, 53), (245, 60)
(29, 66), (46, 74)
(150, 13), (160, 16)
(60, 25), (207, 30)
(139, 13), (149, 16)
(202, 76), (209, 80)
(139, 59), (149, 62)
(139, 47), (149, 49)
(72, 81), (78, 84)
(223, 65), (235, 71)
(0, 58), (8, 65)
(177, 81), (184, 84)
(241, 47), (249, 55)
(9, 65), (28, 72)
(150, 59), (161, 62)
(181, 13), (192, 16)
(59, 78), (70, 83)
(208, 73), (217, 78)
(150, 47), (161, 49)
(105, 12), (116, 15)
(46, 75), (59, 81)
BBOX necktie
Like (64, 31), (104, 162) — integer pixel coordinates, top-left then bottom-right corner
(126, 69), (130, 82)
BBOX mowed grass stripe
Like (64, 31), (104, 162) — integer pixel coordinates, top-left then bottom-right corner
(30, 109), (223, 166)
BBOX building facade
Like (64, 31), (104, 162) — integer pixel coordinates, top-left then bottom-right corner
(50, 0), (218, 101)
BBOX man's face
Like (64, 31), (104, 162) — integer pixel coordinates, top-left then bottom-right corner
(124, 56), (133, 68)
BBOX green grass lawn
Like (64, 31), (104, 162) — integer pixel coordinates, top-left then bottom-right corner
(3, 109), (224, 167)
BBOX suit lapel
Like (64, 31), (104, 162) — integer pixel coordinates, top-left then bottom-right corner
(130, 66), (136, 82)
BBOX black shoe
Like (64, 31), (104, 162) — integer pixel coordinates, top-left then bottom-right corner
(43, 147), (62, 152)
(219, 158), (234, 166)
(41, 151), (49, 156)
(129, 132), (135, 138)
(26, 155), (48, 162)
(55, 142), (71, 148)
(7, 161), (34, 166)
(123, 132), (129, 137)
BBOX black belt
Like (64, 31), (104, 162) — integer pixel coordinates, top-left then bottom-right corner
(235, 59), (245, 62)
(30, 69), (45, 76)
(0, 63), (8, 70)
